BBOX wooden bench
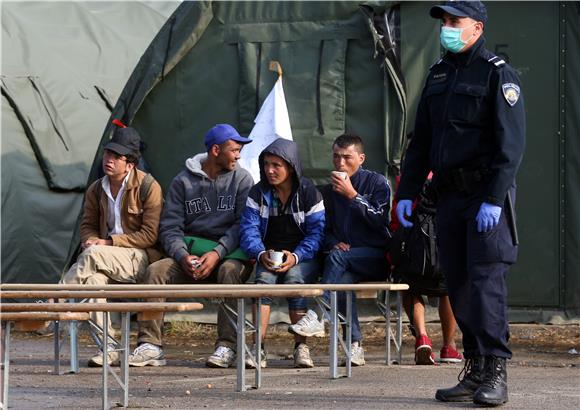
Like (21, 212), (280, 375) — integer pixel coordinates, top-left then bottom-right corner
(0, 301), (203, 409)
(0, 283), (408, 390)
(0, 286), (324, 394)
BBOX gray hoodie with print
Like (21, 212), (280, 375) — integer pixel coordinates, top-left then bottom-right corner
(160, 153), (254, 262)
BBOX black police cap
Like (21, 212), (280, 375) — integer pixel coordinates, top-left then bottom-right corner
(430, 1), (488, 24)
(104, 127), (141, 158)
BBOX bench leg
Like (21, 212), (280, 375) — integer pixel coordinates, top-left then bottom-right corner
(383, 290), (404, 365)
(346, 292), (352, 378)
(69, 320), (79, 373)
(1, 321), (11, 409)
(397, 291), (403, 365)
(236, 298), (245, 392)
(255, 298), (262, 389)
(102, 314), (109, 410)
(386, 290), (391, 365)
(120, 313), (130, 408)
(329, 291), (338, 379)
(54, 320), (61, 375)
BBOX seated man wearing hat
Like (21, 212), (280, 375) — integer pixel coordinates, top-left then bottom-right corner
(61, 124), (164, 367)
(129, 124), (254, 368)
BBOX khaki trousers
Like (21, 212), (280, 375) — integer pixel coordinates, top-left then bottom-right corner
(137, 257), (253, 351)
(61, 245), (149, 341)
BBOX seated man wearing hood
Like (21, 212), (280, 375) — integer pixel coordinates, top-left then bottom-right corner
(129, 124), (254, 369)
(240, 138), (325, 369)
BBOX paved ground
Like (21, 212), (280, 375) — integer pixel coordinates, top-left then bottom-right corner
(3, 323), (579, 409)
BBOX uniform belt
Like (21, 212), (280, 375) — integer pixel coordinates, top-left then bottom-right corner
(435, 168), (491, 194)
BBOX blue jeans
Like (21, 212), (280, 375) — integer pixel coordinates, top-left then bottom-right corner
(255, 259), (321, 310)
(322, 247), (388, 342)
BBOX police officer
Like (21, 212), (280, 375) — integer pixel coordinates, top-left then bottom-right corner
(396, 1), (525, 407)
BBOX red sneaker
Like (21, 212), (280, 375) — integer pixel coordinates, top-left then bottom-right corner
(415, 334), (435, 365)
(439, 345), (464, 363)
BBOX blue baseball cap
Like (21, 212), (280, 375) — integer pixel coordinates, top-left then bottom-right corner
(430, 1), (488, 24)
(204, 124), (252, 150)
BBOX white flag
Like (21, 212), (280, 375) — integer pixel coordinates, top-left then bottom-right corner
(239, 75), (293, 183)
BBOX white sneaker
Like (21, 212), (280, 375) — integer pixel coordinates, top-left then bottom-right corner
(288, 310), (325, 338)
(206, 346), (236, 368)
(293, 343), (314, 368)
(245, 345), (267, 369)
(128, 343), (166, 367)
(87, 348), (119, 367)
(341, 342), (365, 367)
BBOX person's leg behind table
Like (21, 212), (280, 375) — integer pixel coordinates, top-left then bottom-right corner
(206, 259), (253, 368)
(438, 295), (463, 363)
(403, 293), (436, 365)
(130, 257), (192, 367)
(282, 259), (320, 368)
(333, 247), (388, 367)
(245, 264), (276, 369)
(61, 245), (149, 367)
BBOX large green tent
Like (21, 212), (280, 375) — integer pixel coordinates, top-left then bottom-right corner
(5, 1), (577, 320)
(86, 1), (579, 319)
(1, 1), (178, 283)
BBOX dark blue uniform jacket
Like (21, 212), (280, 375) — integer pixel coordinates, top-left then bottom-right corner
(398, 37), (526, 207)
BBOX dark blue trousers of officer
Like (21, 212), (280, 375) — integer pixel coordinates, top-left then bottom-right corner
(436, 187), (517, 360)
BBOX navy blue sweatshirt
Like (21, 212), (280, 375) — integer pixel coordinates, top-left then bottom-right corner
(322, 167), (391, 251)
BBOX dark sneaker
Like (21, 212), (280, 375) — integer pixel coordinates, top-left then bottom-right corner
(439, 345), (464, 363)
(415, 334), (435, 365)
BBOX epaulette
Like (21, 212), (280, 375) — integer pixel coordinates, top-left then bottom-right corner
(487, 55), (506, 68)
(429, 58), (443, 70)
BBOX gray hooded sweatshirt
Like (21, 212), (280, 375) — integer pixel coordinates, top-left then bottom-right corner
(160, 153), (254, 262)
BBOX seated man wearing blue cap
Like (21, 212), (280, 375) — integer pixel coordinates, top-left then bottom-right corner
(130, 124), (254, 368)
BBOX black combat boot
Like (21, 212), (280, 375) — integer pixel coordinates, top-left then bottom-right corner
(435, 356), (484, 402)
(473, 356), (508, 406)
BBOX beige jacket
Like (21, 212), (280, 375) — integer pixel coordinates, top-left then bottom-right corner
(80, 169), (164, 263)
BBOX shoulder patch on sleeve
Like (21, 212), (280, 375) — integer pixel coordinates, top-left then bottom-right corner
(502, 83), (521, 106)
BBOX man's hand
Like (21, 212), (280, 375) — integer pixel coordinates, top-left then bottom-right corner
(179, 254), (201, 279)
(259, 249), (296, 273)
(194, 250), (220, 280)
(274, 250), (297, 273)
(333, 242), (351, 251)
(82, 238), (112, 249)
(396, 200), (414, 228)
(259, 251), (279, 272)
(331, 173), (357, 200)
(476, 202), (502, 233)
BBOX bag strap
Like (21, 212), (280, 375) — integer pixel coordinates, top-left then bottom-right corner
(139, 173), (154, 203)
(96, 172), (154, 206)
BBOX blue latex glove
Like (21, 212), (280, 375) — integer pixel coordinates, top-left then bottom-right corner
(476, 202), (502, 233)
(396, 199), (414, 228)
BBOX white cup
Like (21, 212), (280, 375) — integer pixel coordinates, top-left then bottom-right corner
(268, 250), (284, 268)
(332, 171), (348, 180)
